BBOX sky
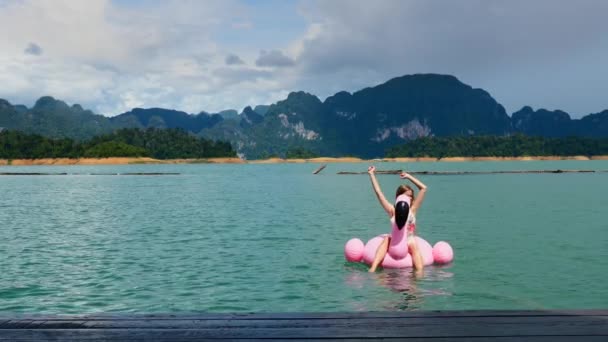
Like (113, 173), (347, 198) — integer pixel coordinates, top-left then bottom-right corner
(0, 0), (607, 117)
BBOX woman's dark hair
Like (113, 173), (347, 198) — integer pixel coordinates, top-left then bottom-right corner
(394, 200), (410, 230)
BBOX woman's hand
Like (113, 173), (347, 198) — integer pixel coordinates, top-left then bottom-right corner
(400, 171), (411, 179)
(368, 165), (376, 174)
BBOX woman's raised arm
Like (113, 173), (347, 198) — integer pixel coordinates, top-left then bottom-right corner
(400, 171), (427, 213)
(368, 166), (394, 217)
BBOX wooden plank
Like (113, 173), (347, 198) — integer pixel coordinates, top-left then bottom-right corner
(312, 164), (327, 174)
(244, 339), (607, 342)
(0, 311), (605, 340)
(1, 334), (608, 342)
(15, 321), (87, 329)
(0, 316), (606, 337)
(0, 323), (606, 340)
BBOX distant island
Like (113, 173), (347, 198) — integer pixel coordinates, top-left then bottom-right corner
(1, 73), (608, 160)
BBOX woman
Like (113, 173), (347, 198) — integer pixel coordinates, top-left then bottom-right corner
(367, 165), (427, 272)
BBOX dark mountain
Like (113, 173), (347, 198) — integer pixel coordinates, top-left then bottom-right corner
(0, 96), (114, 139)
(253, 105), (270, 115)
(110, 108), (223, 133)
(239, 106), (264, 128)
(0, 99), (20, 129)
(2, 73), (608, 158)
(340, 74), (510, 135)
(512, 107), (608, 138)
(319, 74), (512, 156)
(0, 98), (225, 140)
(263, 91), (325, 136)
(577, 110), (608, 137)
(246, 93), (326, 157)
(216, 109), (238, 120)
(228, 74), (512, 158)
(512, 106), (573, 137)
(13, 104), (28, 113)
(200, 94), (326, 158)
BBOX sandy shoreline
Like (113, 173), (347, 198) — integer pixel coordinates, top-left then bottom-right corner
(1, 155), (608, 166)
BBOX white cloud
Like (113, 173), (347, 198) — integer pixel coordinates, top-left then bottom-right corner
(225, 54), (245, 65)
(290, 0), (608, 115)
(1, 0), (607, 117)
(0, 55), (115, 107)
(0, 0), (288, 115)
(255, 50), (296, 67)
(24, 42), (43, 56)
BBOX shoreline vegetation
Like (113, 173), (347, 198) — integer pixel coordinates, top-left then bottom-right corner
(3, 129), (608, 166)
(0, 128), (237, 161)
(2, 155), (608, 166)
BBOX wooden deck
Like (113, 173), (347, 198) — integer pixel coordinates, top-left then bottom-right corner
(0, 310), (606, 341)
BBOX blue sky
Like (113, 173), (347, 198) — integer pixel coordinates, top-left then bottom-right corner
(0, 0), (607, 117)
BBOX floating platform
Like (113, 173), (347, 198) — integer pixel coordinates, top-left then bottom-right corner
(0, 310), (606, 341)
(0, 172), (180, 176)
(337, 169), (607, 175)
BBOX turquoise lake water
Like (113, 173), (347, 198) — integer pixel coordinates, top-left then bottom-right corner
(1, 161), (607, 313)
